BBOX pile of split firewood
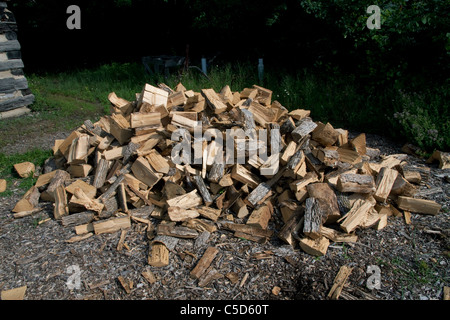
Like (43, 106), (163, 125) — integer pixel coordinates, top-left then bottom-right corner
(10, 82), (444, 270)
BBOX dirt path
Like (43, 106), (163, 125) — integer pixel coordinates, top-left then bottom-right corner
(0, 131), (449, 300)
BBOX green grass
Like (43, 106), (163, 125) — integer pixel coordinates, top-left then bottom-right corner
(0, 148), (53, 197)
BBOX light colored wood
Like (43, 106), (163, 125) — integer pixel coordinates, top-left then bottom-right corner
(58, 131), (82, 159)
(168, 206), (200, 222)
(240, 87), (258, 100)
(71, 187), (104, 214)
(14, 161), (35, 178)
(320, 226), (358, 243)
(246, 202), (272, 230)
(110, 113), (133, 145)
(168, 91), (187, 107)
(312, 146), (339, 167)
(396, 196), (441, 215)
(1, 286), (27, 300)
(93, 216), (131, 235)
(374, 167), (398, 202)
(117, 275), (132, 294)
(190, 247), (219, 279)
(390, 174), (417, 197)
(289, 172), (319, 193)
(299, 236), (330, 256)
(328, 265), (353, 300)
(443, 286), (450, 300)
(231, 164), (261, 189)
(35, 171), (57, 187)
(248, 101), (277, 127)
(166, 189), (203, 209)
(52, 185), (69, 220)
(253, 85), (273, 106)
(339, 198), (376, 233)
(350, 133), (366, 155)
(130, 112), (161, 129)
(0, 179), (6, 193)
(403, 170), (421, 184)
(291, 118), (318, 141)
(202, 88), (227, 114)
(67, 134), (90, 164)
(307, 182), (341, 224)
(66, 232), (94, 243)
(66, 179), (97, 199)
(280, 141), (297, 165)
(146, 150), (170, 174)
(138, 83), (169, 108)
(75, 223), (94, 235)
(12, 186), (40, 213)
(335, 128), (349, 146)
(337, 173), (376, 193)
(131, 156), (163, 188)
(337, 147), (362, 164)
(288, 109), (310, 120)
(426, 150), (450, 169)
(141, 269), (157, 284)
(312, 122), (339, 147)
(403, 210), (412, 225)
(108, 92), (131, 110)
(67, 164), (92, 178)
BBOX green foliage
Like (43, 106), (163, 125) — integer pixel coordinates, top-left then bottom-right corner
(391, 86), (450, 152)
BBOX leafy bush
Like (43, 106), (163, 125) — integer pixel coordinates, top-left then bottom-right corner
(391, 87), (450, 152)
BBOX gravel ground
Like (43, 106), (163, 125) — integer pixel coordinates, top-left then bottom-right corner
(0, 131), (449, 301)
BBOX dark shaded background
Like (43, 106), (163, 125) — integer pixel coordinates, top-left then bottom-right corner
(11, 0), (447, 88)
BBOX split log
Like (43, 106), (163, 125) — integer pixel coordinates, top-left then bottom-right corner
(337, 173), (376, 194)
(93, 158), (109, 188)
(320, 226), (358, 243)
(396, 196), (441, 215)
(0, 179), (6, 193)
(374, 167), (398, 202)
(14, 161), (35, 178)
(303, 198), (323, 240)
(201, 89), (227, 114)
(299, 236), (330, 257)
(61, 211), (95, 228)
(52, 185), (69, 220)
(338, 198), (376, 233)
(277, 209), (303, 246)
(311, 122), (339, 147)
(246, 201), (273, 230)
(190, 247), (219, 279)
(166, 190), (203, 209)
(192, 175), (213, 206)
(93, 216), (131, 235)
(328, 265), (353, 300)
(231, 164), (261, 189)
(148, 243), (169, 267)
(12, 186), (40, 213)
(197, 206), (221, 222)
(66, 180), (97, 200)
(306, 183), (341, 224)
(291, 118), (318, 141)
(167, 206), (200, 222)
(131, 156), (162, 189)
